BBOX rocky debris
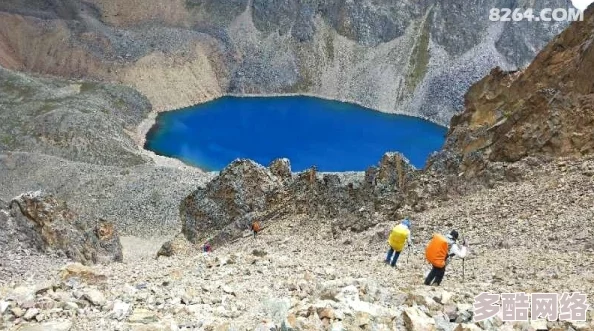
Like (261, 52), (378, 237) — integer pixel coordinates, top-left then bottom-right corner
(59, 263), (107, 284)
(3, 191), (123, 266)
(0, 151), (216, 238)
(403, 306), (436, 331)
(0, 67), (150, 168)
(82, 289), (106, 306)
(156, 233), (193, 258)
(15, 321), (72, 331)
(1, 164), (594, 329)
(0, 68), (216, 239)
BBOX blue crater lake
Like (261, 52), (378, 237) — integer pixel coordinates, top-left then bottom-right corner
(145, 96), (447, 172)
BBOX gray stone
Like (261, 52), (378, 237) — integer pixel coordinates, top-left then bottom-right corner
(23, 308), (40, 321)
(403, 306), (436, 331)
(0, 301), (9, 314)
(11, 307), (24, 318)
(63, 302), (78, 311)
(83, 289), (106, 306)
(443, 304), (458, 322)
(128, 309), (158, 324)
(16, 321), (72, 331)
(454, 304), (473, 323)
(112, 300), (130, 320)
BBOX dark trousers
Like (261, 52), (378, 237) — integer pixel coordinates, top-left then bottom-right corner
(385, 247), (401, 267)
(424, 265), (446, 286)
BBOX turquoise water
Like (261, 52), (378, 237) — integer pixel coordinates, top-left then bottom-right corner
(145, 96), (447, 172)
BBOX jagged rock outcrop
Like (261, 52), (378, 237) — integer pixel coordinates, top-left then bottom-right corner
(268, 158), (292, 181)
(181, 159), (283, 244)
(2, 191), (123, 265)
(375, 152), (416, 190)
(0, 0), (570, 123)
(180, 153), (418, 247)
(431, 6), (594, 177)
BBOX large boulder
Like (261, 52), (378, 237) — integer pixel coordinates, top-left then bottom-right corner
(156, 233), (193, 258)
(3, 191), (123, 265)
(181, 159), (283, 244)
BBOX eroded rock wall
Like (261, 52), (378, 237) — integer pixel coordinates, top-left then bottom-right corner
(0, 0), (572, 124)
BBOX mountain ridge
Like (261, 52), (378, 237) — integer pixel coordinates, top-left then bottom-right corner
(0, 0), (573, 125)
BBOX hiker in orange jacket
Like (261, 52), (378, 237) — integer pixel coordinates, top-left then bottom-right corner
(251, 221), (262, 238)
(424, 230), (468, 286)
(385, 219), (412, 267)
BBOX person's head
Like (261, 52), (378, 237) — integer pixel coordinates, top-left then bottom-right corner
(402, 219), (411, 229)
(449, 230), (459, 241)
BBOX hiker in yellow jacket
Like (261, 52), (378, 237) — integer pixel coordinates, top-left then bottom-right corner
(385, 219), (412, 267)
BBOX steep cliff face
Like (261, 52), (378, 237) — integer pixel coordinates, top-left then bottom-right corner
(0, 0), (572, 124)
(432, 5), (594, 176)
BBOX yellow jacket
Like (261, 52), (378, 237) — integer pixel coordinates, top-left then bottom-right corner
(387, 224), (410, 251)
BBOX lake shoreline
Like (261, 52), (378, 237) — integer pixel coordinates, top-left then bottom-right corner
(135, 93), (450, 155)
(139, 95), (447, 173)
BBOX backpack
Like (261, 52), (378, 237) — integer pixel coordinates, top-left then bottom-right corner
(425, 233), (449, 268)
(387, 224), (409, 251)
(251, 221), (262, 233)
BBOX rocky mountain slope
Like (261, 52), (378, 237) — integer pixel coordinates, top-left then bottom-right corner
(0, 68), (216, 237)
(175, 0), (594, 244)
(0, 0), (572, 124)
(1, 155), (593, 330)
(1, 2), (594, 331)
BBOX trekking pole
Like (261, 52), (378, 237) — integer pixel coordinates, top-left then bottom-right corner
(461, 234), (467, 283)
(405, 245), (409, 264)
